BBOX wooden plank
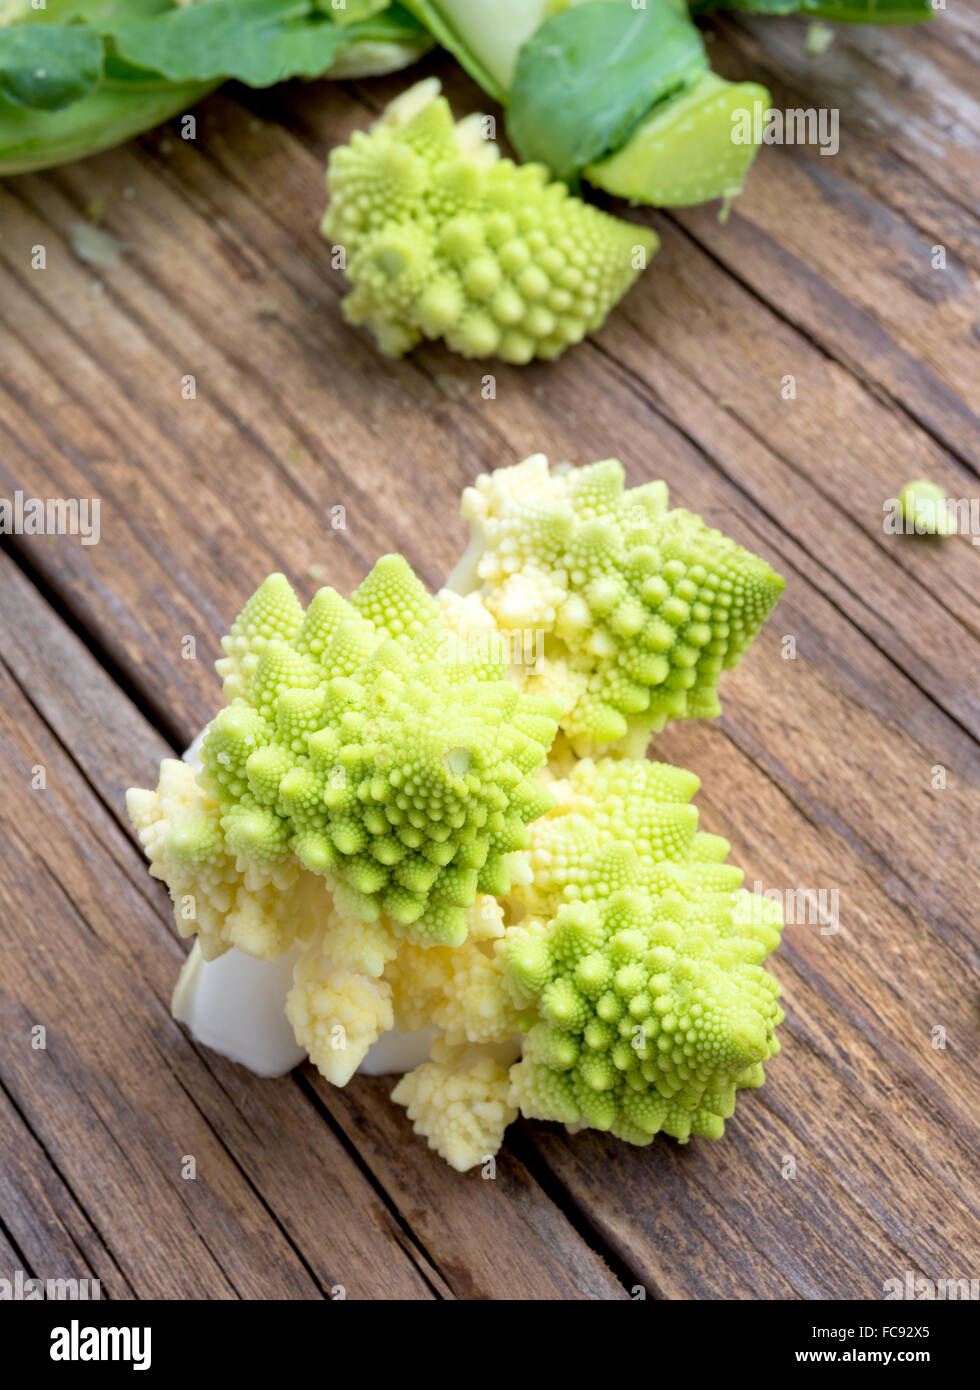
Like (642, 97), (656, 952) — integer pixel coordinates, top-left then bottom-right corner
(0, 1085), (131, 1297)
(569, 714), (980, 1298)
(3, 350), (976, 1298)
(594, 277), (980, 733)
(0, 554), (628, 1300)
(303, 1073), (631, 1301)
(691, 18), (980, 463)
(0, 1227), (27, 1283)
(0, 117), (484, 726)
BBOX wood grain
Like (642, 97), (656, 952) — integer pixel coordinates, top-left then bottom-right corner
(0, 14), (977, 1299)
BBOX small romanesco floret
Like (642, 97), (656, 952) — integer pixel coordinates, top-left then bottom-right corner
(321, 78), (656, 363)
(194, 554), (559, 949)
(505, 885), (784, 1146)
(286, 908), (399, 1085)
(505, 755), (786, 964)
(446, 454), (786, 754)
(391, 1038), (520, 1172)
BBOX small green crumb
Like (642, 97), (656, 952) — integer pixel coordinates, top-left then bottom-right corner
(434, 374), (469, 402)
(805, 22), (835, 57)
(307, 563), (327, 582)
(899, 480), (952, 536)
(69, 221), (123, 271)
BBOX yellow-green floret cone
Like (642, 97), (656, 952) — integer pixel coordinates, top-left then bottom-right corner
(322, 78), (656, 363)
(449, 454), (786, 754)
(502, 753), (784, 1146)
(152, 555), (559, 950)
(506, 882), (784, 1145)
(386, 751), (785, 1165)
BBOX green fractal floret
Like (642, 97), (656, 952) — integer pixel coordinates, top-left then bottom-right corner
(505, 756), (776, 935)
(447, 454), (786, 753)
(506, 883), (784, 1146)
(501, 753), (785, 1146)
(321, 78), (656, 363)
(191, 555), (559, 947)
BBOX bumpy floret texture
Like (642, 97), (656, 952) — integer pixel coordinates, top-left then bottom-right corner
(322, 79), (656, 363)
(287, 909), (399, 1085)
(127, 759), (405, 1082)
(391, 1038), (520, 1172)
(126, 758), (325, 961)
(388, 752), (783, 1165)
(129, 457), (789, 1171)
(506, 885), (784, 1146)
(385, 893), (533, 1045)
(447, 454), (786, 754)
(195, 554), (559, 948)
(504, 756), (783, 957)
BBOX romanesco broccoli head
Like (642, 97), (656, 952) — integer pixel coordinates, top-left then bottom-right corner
(321, 78), (656, 363)
(506, 886), (784, 1146)
(172, 554), (559, 949)
(448, 454), (786, 753)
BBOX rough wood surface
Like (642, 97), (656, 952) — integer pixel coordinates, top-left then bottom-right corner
(0, 13), (977, 1300)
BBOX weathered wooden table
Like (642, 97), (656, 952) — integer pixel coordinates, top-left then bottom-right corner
(1, 13), (977, 1300)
